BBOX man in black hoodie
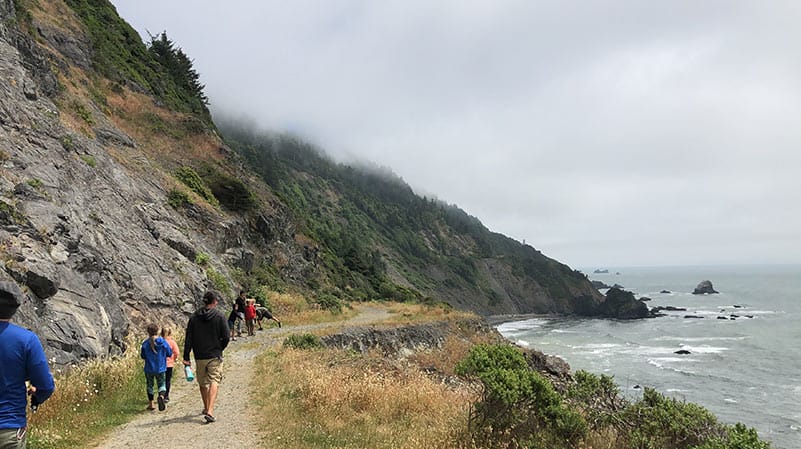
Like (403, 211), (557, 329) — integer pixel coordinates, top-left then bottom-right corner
(183, 291), (229, 423)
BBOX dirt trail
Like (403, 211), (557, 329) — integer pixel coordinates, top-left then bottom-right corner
(90, 307), (391, 449)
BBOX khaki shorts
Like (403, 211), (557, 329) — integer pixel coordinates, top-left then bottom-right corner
(0, 427), (26, 449)
(195, 357), (223, 386)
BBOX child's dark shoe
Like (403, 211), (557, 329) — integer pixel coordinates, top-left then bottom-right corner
(157, 393), (166, 411)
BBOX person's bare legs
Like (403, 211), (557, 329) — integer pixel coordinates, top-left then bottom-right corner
(199, 385), (209, 413)
(205, 382), (219, 417)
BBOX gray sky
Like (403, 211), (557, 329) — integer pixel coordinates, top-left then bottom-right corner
(111, 0), (801, 268)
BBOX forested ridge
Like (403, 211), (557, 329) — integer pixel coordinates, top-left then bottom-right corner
(220, 122), (600, 314)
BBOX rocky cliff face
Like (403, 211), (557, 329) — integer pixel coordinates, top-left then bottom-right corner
(0, 2), (312, 365)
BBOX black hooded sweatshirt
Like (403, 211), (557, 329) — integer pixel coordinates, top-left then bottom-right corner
(183, 306), (230, 361)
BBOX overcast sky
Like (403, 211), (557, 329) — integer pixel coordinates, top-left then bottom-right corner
(111, 0), (801, 268)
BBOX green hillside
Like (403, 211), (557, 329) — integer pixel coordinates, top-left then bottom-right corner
(219, 124), (602, 314)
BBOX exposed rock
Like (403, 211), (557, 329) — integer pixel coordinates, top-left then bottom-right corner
(639, 296), (652, 302)
(94, 127), (135, 148)
(591, 280), (610, 289)
(320, 318), (498, 357)
(523, 348), (571, 379)
(692, 280), (719, 294)
(660, 290), (671, 294)
(684, 315), (704, 319)
(599, 288), (651, 319)
(674, 349), (691, 354)
(651, 306), (687, 313)
(573, 287), (650, 319)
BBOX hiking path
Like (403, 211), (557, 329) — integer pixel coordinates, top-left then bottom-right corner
(90, 306), (391, 449)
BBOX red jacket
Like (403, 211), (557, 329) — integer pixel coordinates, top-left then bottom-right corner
(244, 304), (257, 320)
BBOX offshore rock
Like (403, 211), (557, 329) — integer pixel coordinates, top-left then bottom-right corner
(575, 287), (650, 319)
(692, 280), (719, 294)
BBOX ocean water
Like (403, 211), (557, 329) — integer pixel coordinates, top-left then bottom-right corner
(496, 265), (801, 449)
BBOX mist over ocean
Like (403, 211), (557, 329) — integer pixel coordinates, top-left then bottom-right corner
(496, 265), (801, 449)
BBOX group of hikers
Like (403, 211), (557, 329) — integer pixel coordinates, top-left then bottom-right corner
(143, 290), (281, 423)
(0, 283), (281, 449)
(227, 290), (282, 341)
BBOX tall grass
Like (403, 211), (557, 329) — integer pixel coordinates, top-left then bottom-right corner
(27, 347), (142, 449)
(265, 290), (358, 325)
(253, 347), (477, 449)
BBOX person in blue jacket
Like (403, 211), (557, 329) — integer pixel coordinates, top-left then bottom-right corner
(0, 281), (55, 448)
(140, 323), (172, 411)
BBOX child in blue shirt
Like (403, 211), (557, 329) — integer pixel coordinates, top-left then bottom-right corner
(140, 324), (172, 411)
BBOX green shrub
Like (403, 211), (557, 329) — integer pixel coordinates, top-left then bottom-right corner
(196, 165), (256, 212)
(695, 423), (772, 449)
(26, 178), (43, 189)
(619, 387), (724, 449)
(73, 101), (95, 125)
(283, 333), (322, 350)
(175, 166), (219, 207)
(455, 344), (587, 448)
(60, 135), (75, 152)
(205, 268), (230, 297)
(565, 370), (622, 428)
(312, 292), (343, 313)
(80, 155), (96, 167)
(194, 252), (210, 266)
(166, 189), (191, 209)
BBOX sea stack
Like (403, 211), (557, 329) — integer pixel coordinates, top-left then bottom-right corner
(692, 280), (719, 294)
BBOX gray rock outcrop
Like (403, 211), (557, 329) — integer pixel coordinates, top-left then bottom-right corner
(0, 3), (315, 365)
(692, 280), (719, 294)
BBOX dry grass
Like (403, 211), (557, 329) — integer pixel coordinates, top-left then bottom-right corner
(28, 343), (143, 449)
(253, 347), (478, 449)
(265, 290), (358, 325)
(381, 302), (476, 325)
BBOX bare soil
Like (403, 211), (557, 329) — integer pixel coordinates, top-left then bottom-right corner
(90, 307), (391, 449)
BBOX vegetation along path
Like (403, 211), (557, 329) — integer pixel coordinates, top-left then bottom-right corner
(90, 307), (391, 449)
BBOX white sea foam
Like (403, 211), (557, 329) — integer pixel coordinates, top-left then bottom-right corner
(647, 359), (696, 375)
(742, 310), (778, 315)
(496, 319), (543, 333)
(724, 398), (738, 404)
(653, 336), (747, 342)
(677, 344), (729, 354)
(620, 346), (681, 356)
(516, 339), (530, 347)
(666, 388), (689, 393)
(649, 357), (701, 363)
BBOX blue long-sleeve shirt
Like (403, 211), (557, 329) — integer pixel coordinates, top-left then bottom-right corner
(140, 337), (172, 374)
(0, 321), (55, 429)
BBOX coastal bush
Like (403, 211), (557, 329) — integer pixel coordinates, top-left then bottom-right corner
(205, 267), (230, 297)
(455, 344), (587, 448)
(175, 166), (219, 207)
(283, 333), (323, 350)
(694, 423), (771, 449)
(166, 188), (191, 209)
(618, 387), (724, 449)
(195, 164), (256, 212)
(565, 370), (623, 428)
(312, 291), (343, 313)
